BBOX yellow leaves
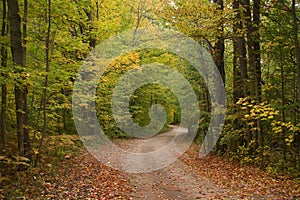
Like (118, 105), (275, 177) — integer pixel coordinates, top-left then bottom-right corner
(271, 120), (299, 146)
(236, 98), (298, 147)
(248, 121), (255, 126)
(239, 98), (279, 122)
(244, 114), (250, 118)
(236, 97), (247, 105)
(32, 148), (39, 155)
(285, 135), (294, 146)
(272, 126), (283, 134)
(110, 52), (140, 70)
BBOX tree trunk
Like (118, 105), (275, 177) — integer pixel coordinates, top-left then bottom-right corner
(243, 0), (263, 163)
(1, 0), (8, 148)
(292, 0), (300, 161)
(243, 0), (262, 100)
(292, 0), (300, 110)
(35, 0), (51, 167)
(22, 0), (31, 160)
(233, 0), (248, 101)
(232, 0), (251, 145)
(253, 0), (263, 159)
(213, 0), (225, 85)
(7, 0), (27, 157)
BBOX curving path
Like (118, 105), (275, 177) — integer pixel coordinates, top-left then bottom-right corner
(123, 125), (238, 199)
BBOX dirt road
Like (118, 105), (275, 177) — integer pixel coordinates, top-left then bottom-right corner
(122, 125), (237, 199)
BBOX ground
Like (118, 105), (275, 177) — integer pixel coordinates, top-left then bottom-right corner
(2, 126), (299, 199)
(40, 126), (300, 199)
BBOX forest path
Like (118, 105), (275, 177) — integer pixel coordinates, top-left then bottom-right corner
(122, 125), (238, 199)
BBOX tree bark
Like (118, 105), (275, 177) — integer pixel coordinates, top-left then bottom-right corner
(233, 0), (248, 102)
(213, 0), (225, 85)
(232, 0), (251, 145)
(1, 0), (8, 148)
(243, 0), (263, 163)
(7, 0), (27, 157)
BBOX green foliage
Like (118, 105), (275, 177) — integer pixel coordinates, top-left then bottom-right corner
(95, 50), (206, 138)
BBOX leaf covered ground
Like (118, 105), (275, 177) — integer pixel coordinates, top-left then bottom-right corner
(180, 144), (300, 199)
(1, 135), (300, 199)
(0, 135), (134, 199)
(41, 149), (134, 199)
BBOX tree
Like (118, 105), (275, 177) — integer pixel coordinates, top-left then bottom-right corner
(213, 0), (225, 85)
(7, 0), (31, 158)
(232, 0), (248, 112)
(34, 0), (51, 167)
(1, 0), (8, 148)
(291, 0), (300, 162)
(292, 0), (300, 110)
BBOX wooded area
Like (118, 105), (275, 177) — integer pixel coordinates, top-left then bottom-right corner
(0, 0), (299, 198)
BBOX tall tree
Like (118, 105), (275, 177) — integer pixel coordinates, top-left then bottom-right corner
(291, 0), (300, 160)
(7, 0), (30, 158)
(232, 0), (251, 147)
(35, 0), (51, 167)
(22, 0), (31, 159)
(243, 0), (263, 154)
(213, 0), (225, 85)
(232, 0), (248, 101)
(292, 0), (300, 110)
(1, 0), (8, 148)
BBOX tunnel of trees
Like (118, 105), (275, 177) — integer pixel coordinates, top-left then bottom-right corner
(0, 0), (299, 190)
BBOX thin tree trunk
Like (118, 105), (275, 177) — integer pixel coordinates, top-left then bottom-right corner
(1, 0), (8, 148)
(132, 0), (146, 47)
(243, 0), (263, 163)
(253, 0), (263, 161)
(280, 59), (287, 160)
(35, 0), (51, 167)
(234, 0), (248, 98)
(0, 85), (7, 149)
(213, 0), (225, 85)
(292, 0), (300, 161)
(95, 0), (99, 21)
(232, 0), (248, 101)
(292, 0), (300, 110)
(22, 0), (31, 160)
(211, 0), (225, 151)
(232, 0), (252, 147)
